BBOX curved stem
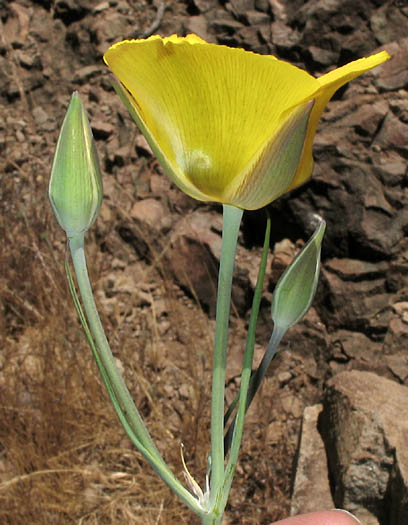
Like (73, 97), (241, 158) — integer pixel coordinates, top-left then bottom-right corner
(68, 233), (203, 516)
(247, 323), (286, 408)
(209, 204), (243, 510)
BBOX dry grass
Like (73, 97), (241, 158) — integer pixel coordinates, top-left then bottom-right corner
(0, 0), (303, 521)
(0, 163), (202, 523)
(0, 124), (292, 525)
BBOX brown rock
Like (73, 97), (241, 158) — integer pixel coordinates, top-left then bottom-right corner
(338, 100), (389, 140)
(319, 267), (389, 333)
(184, 15), (214, 42)
(271, 20), (299, 48)
(270, 238), (297, 286)
(384, 354), (408, 385)
(130, 198), (171, 232)
(149, 173), (171, 196)
(91, 120), (114, 140)
(54, 0), (88, 24)
(3, 3), (30, 45)
(257, 23), (271, 45)
(307, 45), (339, 68)
(135, 134), (153, 156)
(372, 38), (408, 92)
(374, 112), (408, 155)
(290, 404), (334, 515)
(237, 26), (262, 51)
(370, 6), (408, 46)
(167, 210), (252, 316)
(295, 0), (378, 67)
(167, 233), (218, 315)
(188, 0), (218, 13)
(321, 371), (408, 525)
(375, 150), (407, 187)
(230, 0), (255, 13)
(383, 316), (408, 355)
(254, 0), (270, 12)
(91, 11), (134, 55)
(73, 65), (100, 84)
(211, 18), (244, 33)
(242, 10), (270, 25)
(325, 258), (388, 282)
(330, 329), (382, 365)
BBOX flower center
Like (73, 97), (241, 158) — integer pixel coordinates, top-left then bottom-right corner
(183, 149), (223, 197)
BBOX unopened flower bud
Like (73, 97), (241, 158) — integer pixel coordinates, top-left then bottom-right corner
(49, 92), (103, 238)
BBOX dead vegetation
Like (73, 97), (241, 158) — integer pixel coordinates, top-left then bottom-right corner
(0, 3), (295, 520)
(0, 153), (294, 524)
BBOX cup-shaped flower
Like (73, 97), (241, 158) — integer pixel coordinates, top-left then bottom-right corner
(49, 92), (103, 238)
(104, 35), (389, 210)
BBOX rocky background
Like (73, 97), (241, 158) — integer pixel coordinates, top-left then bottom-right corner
(0, 0), (407, 524)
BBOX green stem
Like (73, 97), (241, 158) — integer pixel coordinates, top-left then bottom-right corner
(68, 233), (203, 517)
(246, 324), (286, 408)
(201, 514), (223, 525)
(217, 216), (272, 513)
(218, 327), (284, 516)
(224, 215), (271, 457)
(209, 204), (243, 510)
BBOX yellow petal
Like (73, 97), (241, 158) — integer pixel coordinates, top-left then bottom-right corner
(104, 36), (318, 203)
(288, 50), (391, 191)
(224, 99), (314, 209)
(104, 36), (390, 209)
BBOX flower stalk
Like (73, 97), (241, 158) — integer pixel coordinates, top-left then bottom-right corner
(68, 233), (205, 516)
(208, 204), (243, 510)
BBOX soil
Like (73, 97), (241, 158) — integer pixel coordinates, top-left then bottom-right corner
(0, 0), (407, 524)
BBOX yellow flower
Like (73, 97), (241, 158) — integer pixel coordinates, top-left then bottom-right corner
(104, 35), (389, 210)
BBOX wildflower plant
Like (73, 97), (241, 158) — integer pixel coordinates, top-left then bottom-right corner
(49, 37), (390, 524)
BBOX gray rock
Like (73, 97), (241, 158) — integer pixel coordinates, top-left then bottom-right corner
(370, 5), (408, 46)
(321, 371), (408, 525)
(291, 404), (335, 515)
(371, 38), (408, 92)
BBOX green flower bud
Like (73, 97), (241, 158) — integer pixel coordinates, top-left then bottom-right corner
(49, 92), (103, 238)
(271, 215), (326, 330)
